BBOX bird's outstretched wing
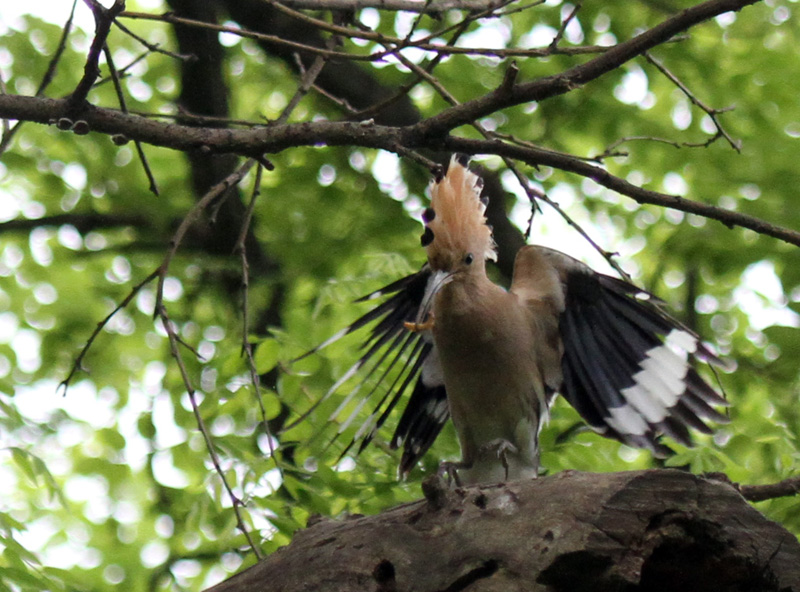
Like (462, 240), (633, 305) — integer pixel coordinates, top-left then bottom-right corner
(528, 246), (729, 454)
(295, 265), (449, 475)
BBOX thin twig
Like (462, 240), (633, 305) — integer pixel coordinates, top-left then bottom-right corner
(548, 1), (582, 51)
(156, 304), (264, 559)
(155, 159), (257, 315)
(38, 0), (80, 96)
(122, 8), (610, 60)
(68, 0), (126, 114)
(91, 49), (147, 89)
(120, 11), (379, 62)
(393, 144), (440, 172)
(644, 51), (741, 152)
(0, 0), (78, 157)
(508, 158), (629, 278)
(350, 11), (471, 121)
(495, 0), (547, 17)
(59, 269), (160, 395)
(275, 31), (339, 127)
(102, 44), (159, 195)
(260, 0), (508, 11)
(234, 165), (281, 473)
(308, 84), (359, 115)
(404, 0), (517, 46)
(591, 135), (682, 161)
(151, 158), (263, 558)
(113, 18), (196, 61)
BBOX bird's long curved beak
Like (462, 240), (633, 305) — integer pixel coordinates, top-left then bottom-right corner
(407, 269), (452, 332)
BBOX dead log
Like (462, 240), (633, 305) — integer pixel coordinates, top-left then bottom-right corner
(207, 470), (800, 592)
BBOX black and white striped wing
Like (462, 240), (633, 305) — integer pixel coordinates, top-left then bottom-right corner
(391, 345), (449, 476)
(296, 266), (449, 473)
(556, 259), (729, 454)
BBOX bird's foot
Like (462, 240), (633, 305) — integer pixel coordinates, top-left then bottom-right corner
(437, 460), (467, 488)
(403, 312), (435, 333)
(479, 439), (518, 482)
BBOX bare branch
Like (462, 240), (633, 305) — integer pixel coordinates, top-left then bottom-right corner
(414, 0), (761, 137)
(442, 135), (800, 248)
(155, 159), (257, 315)
(706, 472), (800, 503)
(112, 18), (196, 61)
(234, 165), (281, 472)
(644, 51), (741, 152)
(59, 269), (160, 394)
(0, 0), (78, 157)
(68, 0), (126, 114)
(0, 213), (149, 234)
(124, 7), (610, 60)
(102, 44), (159, 195)
(741, 476), (800, 503)
(156, 304), (264, 559)
(120, 11), (379, 62)
(2, 91), (796, 248)
(261, 0), (507, 11)
(548, 1), (582, 51)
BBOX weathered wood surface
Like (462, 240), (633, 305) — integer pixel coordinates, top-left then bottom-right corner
(207, 470), (800, 592)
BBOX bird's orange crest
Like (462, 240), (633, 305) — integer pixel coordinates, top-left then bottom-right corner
(422, 155), (497, 271)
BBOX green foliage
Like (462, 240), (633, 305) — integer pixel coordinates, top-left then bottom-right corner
(1, 1), (799, 590)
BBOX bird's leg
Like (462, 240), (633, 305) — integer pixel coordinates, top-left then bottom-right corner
(479, 439), (518, 482)
(403, 312), (435, 333)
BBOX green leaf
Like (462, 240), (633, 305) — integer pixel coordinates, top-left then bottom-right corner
(253, 338), (280, 374)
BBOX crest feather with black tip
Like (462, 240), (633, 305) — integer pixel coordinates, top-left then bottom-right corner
(423, 156), (497, 270)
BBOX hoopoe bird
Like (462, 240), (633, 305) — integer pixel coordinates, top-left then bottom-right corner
(301, 155), (728, 485)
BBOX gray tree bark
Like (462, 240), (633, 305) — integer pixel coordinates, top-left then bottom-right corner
(206, 470), (800, 592)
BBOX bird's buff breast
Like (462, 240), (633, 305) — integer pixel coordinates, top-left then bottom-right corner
(433, 285), (538, 441)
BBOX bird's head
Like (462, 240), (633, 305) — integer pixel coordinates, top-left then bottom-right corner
(421, 155), (497, 276)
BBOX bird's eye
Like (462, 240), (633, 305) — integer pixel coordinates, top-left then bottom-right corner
(464, 253), (474, 265)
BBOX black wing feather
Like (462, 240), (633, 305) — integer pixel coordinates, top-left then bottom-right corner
(297, 265), (448, 473)
(559, 265), (727, 454)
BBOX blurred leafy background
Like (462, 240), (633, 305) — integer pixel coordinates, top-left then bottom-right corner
(1, 0), (799, 590)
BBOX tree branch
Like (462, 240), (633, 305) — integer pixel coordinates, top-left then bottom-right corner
(0, 0), (78, 157)
(123, 8), (618, 59)
(3, 93), (798, 249)
(262, 0), (507, 12)
(67, 0), (126, 114)
(120, 11), (377, 62)
(443, 136), (800, 248)
(413, 0), (761, 138)
(741, 476), (800, 503)
(0, 212), (149, 234)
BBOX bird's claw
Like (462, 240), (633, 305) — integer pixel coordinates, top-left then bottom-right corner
(437, 460), (464, 488)
(480, 439), (518, 482)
